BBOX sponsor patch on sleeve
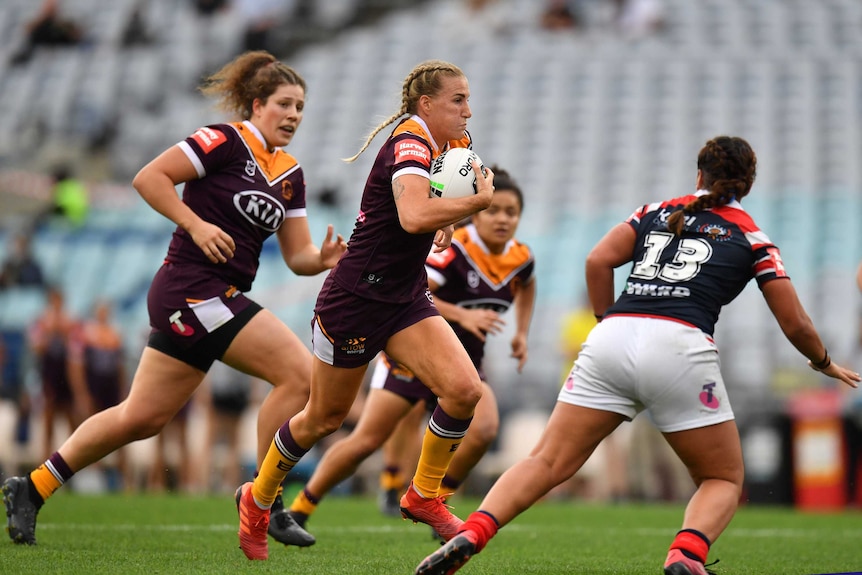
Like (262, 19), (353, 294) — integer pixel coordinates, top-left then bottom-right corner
(765, 247), (787, 277)
(426, 247), (456, 268)
(394, 139), (431, 167)
(191, 127), (227, 154)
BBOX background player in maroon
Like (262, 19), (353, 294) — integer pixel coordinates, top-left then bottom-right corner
(285, 167), (535, 535)
(27, 286), (86, 462)
(415, 136), (860, 575)
(2, 50), (346, 547)
(72, 299), (131, 490)
(239, 59), (495, 560)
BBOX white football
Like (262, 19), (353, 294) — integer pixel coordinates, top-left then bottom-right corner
(429, 148), (484, 199)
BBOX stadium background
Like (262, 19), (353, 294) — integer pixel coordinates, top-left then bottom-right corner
(0, 0), (860, 505)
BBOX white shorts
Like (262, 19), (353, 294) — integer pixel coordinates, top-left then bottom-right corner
(557, 315), (734, 433)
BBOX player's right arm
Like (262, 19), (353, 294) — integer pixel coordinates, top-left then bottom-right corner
(585, 222), (636, 318)
(132, 146), (235, 263)
(394, 162), (494, 234)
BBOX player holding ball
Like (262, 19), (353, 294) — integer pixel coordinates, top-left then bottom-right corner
(236, 59), (494, 560)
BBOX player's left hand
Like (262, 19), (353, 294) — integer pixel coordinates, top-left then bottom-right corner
(319, 224), (347, 268)
(433, 225), (454, 252)
(811, 359), (861, 389)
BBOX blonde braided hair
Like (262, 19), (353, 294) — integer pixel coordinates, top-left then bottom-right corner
(344, 60), (465, 162)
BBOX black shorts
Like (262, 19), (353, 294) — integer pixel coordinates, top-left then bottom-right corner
(148, 302), (262, 372)
(146, 262), (263, 371)
(212, 389), (251, 415)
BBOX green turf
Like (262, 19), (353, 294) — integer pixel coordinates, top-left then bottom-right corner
(2, 492), (861, 574)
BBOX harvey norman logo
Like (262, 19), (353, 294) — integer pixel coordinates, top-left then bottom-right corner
(234, 191), (284, 232)
(394, 139), (430, 165)
(191, 127), (227, 153)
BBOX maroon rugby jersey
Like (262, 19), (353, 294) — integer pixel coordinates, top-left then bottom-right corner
(605, 192), (788, 335)
(426, 224), (534, 368)
(330, 115), (471, 303)
(167, 121), (307, 292)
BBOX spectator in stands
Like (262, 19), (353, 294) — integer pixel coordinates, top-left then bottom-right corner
(540, 0), (580, 31)
(235, 0), (295, 53)
(285, 167), (536, 539)
(27, 286), (89, 462)
(613, 0), (665, 39)
(439, 0), (513, 42)
(49, 166), (89, 228)
(0, 233), (46, 289)
(193, 0), (230, 17)
(121, 1), (155, 48)
(416, 136), (861, 575)
(238, 59), (495, 561)
(10, 0), (85, 66)
(32, 166), (90, 230)
(1, 50), (347, 547)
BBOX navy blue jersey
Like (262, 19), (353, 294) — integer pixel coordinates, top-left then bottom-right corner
(168, 121), (308, 292)
(426, 224), (534, 368)
(329, 115), (471, 303)
(605, 192), (788, 335)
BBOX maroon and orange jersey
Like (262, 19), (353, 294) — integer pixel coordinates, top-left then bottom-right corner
(167, 121), (308, 292)
(606, 192), (788, 335)
(426, 224), (535, 368)
(330, 115), (472, 303)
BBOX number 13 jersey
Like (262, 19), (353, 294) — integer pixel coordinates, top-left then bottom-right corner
(605, 190), (789, 335)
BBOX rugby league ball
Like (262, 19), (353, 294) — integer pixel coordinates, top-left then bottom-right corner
(429, 147), (485, 199)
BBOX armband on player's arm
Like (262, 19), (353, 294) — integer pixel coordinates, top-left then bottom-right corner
(809, 349), (831, 371)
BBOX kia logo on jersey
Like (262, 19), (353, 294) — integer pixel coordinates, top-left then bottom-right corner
(233, 190), (284, 232)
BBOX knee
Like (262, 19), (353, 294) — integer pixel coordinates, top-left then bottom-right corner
(313, 418), (342, 439)
(119, 408), (172, 441)
(435, 381), (482, 421)
(270, 376), (310, 398)
(445, 379), (483, 410)
(692, 465), (745, 492)
(350, 435), (384, 460)
(303, 410), (349, 440)
(124, 417), (165, 442)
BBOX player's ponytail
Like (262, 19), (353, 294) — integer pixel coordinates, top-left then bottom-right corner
(669, 136), (757, 236)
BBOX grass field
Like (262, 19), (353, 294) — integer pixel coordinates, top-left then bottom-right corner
(2, 491), (861, 574)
